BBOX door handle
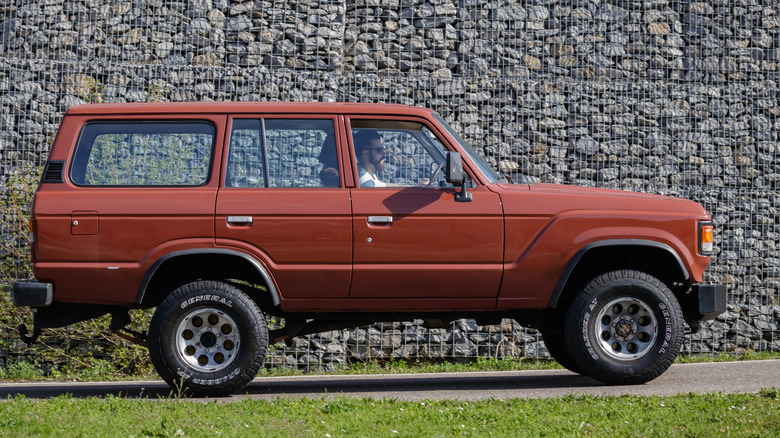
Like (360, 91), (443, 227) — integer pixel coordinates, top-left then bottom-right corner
(227, 216), (253, 225)
(367, 216), (393, 224)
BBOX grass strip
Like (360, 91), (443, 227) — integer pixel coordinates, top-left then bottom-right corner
(0, 390), (778, 437)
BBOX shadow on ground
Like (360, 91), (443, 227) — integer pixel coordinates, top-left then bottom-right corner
(0, 370), (598, 400)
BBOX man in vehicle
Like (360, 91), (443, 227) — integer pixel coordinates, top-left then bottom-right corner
(354, 130), (429, 187)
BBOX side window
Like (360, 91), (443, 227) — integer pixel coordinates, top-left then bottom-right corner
(71, 122), (214, 186)
(226, 119), (265, 188)
(265, 119), (338, 188)
(226, 118), (338, 188)
(351, 120), (449, 188)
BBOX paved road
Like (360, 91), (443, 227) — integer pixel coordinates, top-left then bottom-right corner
(2, 360), (778, 401)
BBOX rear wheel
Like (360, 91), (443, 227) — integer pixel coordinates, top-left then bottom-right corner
(148, 280), (268, 396)
(564, 270), (683, 385)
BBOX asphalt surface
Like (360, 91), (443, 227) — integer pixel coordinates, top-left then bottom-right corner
(1, 360), (778, 401)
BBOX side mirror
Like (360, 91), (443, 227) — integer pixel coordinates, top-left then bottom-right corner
(445, 151), (465, 184)
(445, 152), (472, 202)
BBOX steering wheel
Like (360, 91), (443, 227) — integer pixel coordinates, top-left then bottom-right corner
(429, 162), (444, 184)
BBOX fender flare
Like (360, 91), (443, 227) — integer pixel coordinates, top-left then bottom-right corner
(547, 239), (688, 309)
(136, 249), (280, 307)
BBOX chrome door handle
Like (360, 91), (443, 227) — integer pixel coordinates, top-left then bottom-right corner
(367, 216), (393, 224)
(227, 216), (253, 224)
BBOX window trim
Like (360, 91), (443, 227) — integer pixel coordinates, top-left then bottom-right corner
(432, 113), (503, 184)
(345, 115), (482, 189)
(224, 115), (342, 189)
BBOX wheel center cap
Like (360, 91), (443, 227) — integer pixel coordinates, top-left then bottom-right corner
(613, 317), (636, 341)
(201, 331), (217, 348)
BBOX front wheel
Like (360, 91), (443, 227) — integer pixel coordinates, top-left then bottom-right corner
(540, 328), (584, 375)
(148, 281), (268, 396)
(564, 270), (684, 385)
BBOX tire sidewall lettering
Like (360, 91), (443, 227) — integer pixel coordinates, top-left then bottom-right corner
(588, 297), (598, 311)
(583, 296), (600, 360)
(578, 281), (675, 364)
(659, 302), (672, 354)
(581, 312), (599, 360)
(180, 294), (233, 310)
(192, 368), (241, 386)
(148, 281), (268, 396)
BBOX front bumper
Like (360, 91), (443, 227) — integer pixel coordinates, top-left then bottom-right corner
(11, 281), (53, 307)
(696, 284), (727, 321)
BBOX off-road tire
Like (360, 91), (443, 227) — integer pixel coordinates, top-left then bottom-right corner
(148, 280), (268, 397)
(540, 328), (584, 375)
(564, 270), (684, 385)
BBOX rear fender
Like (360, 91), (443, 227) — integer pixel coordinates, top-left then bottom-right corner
(136, 249), (280, 307)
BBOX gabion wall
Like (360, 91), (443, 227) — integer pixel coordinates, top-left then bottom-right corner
(1, 1), (779, 371)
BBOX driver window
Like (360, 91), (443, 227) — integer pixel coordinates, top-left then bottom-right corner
(350, 120), (451, 188)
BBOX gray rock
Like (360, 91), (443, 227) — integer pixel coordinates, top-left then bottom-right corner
(226, 16), (252, 32)
(574, 137), (600, 155)
(729, 319), (763, 340)
(456, 319), (478, 332)
(451, 338), (478, 357)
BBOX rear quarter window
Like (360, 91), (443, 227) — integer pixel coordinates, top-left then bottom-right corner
(70, 121), (215, 186)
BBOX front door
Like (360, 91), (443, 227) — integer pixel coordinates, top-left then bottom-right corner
(347, 117), (504, 300)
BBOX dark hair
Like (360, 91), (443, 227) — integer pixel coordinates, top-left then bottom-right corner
(318, 134), (337, 166)
(353, 130), (381, 154)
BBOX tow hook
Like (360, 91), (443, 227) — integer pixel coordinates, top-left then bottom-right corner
(18, 322), (41, 346)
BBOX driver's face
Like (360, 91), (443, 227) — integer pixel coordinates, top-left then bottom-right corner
(367, 138), (385, 171)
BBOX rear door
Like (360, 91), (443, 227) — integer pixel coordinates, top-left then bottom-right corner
(34, 115), (224, 304)
(346, 117), (504, 300)
(215, 115), (353, 299)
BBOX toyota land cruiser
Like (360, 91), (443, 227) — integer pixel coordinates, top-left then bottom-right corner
(12, 102), (726, 396)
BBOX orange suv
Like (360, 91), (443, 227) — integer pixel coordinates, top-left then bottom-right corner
(12, 102), (725, 396)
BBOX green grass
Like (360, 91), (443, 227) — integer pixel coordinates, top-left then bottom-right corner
(676, 350), (780, 364)
(2, 353), (778, 437)
(260, 356), (564, 378)
(0, 390), (778, 437)
(0, 359), (155, 382)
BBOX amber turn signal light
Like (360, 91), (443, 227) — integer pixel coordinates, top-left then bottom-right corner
(700, 223), (713, 255)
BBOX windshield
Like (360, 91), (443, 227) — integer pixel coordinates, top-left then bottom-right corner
(433, 113), (504, 184)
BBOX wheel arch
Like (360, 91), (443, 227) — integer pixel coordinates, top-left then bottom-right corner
(548, 239), (689, 311)
(136, 249), (281, 308)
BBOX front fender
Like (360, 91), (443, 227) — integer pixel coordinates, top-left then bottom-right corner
(498, 211), (704, 309)
(547, 239), (687, 308)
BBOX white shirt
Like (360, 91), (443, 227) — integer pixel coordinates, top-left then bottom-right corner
(358, 166), (387, 187)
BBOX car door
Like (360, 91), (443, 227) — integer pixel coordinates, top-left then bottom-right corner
(347, 117), (504, 300)
(215, 116), (353, 299)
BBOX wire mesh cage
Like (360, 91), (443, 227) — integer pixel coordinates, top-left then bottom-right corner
(1, 1), (778, 372)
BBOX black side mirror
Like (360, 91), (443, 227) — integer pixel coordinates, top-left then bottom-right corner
(445, 151), (464, 184)
(445, 152), (472, 202)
